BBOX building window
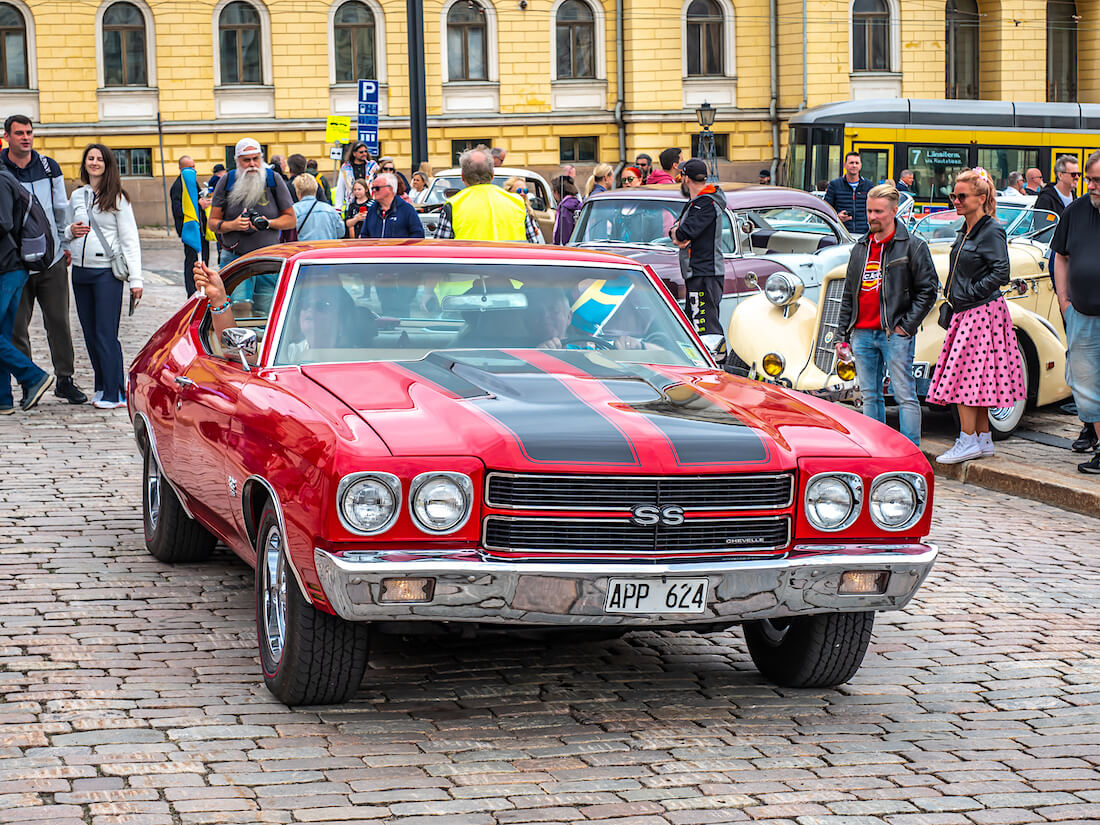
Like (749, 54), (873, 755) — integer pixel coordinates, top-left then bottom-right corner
(115, 148), (152, 176)
(102, 2), (147, 87)
(945, 0), (978, 99)
(1047, 0), (1077, 102)
(0, 3), (27, 89)
(685, 0), (723, 77)
(556, 0), (595, 79)
(447, 1), (487, 81)
(852, 0), (889, 72)
(560, 136), (598, 163)
(219, 1), (262, 85)
(450, 138), (492, 166)
(333, 0), (375, 83)
(691, 132), (729, 160)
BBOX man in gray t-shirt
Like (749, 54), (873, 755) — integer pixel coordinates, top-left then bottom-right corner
(208, 138), (296, 312)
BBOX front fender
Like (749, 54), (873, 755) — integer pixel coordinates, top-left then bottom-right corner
(1005, 302), (1070, 407)
(728, 293), (820, 385)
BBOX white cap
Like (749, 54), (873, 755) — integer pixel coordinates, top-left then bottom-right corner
(234, 138), (262, 158)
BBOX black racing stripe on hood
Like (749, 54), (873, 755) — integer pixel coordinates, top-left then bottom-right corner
(538, 350), (769, 466)
(398, 351), (639, 466)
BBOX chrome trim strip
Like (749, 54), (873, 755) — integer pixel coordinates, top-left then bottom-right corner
(484, 471), (795, 512)
(245, 474), (312, 606)
(481, 513), (791, 555)
(313, 543), (938, 625)
(133, 412), (194, 520)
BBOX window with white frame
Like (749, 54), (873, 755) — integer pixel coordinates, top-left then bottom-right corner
(945, 0), (979, 99)
(447, 1), (487, 81)
(0, 3), (27, 88)
(556, 0), (595, 79)
(685, 0), (723, 76)
(1047, 0), (1077, 102)
(102, 2), (147, 87)
(333, 0), (375, 83)
(852, 0), (890, 72)
(219, 1), (262, 85)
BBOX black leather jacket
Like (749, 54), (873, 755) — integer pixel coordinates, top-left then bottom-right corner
(945, 214), (1010, 312)
(837, 221), (939, 339)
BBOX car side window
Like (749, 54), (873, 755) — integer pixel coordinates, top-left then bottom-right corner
(720, 214), (736, 255)
(203, 261), (285, 360)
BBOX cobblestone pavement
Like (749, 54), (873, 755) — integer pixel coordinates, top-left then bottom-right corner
(2, 245), (1099, 825)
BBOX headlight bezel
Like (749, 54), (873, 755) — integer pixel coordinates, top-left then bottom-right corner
(409, 472), (474, 535)
(337, 472), (401, 536)
(763, 271), (805, 307)
(804, 472), (863, 532)
(868, 472), (927, 532)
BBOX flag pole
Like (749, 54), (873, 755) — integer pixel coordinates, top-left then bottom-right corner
(156, 111), (170, 236)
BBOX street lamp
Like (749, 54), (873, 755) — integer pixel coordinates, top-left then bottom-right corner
(695, 101), (718, 182)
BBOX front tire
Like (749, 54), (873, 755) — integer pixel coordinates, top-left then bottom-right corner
(743, 611), (874, 688)
(987, 338), (1029, 441)
(255, 505), (370, 705)
(142, 438), (216, 563)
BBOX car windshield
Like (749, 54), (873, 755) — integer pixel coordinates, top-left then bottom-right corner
(423, 175), (550, 207)
(271, 262), (708, 368)
(912, 206), (1059, 242)
(572, 199), (685, 245)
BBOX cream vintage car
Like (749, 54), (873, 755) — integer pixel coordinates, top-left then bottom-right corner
(726, 204), (1068, 438)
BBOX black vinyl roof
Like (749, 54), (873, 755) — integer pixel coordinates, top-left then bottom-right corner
(789, 98), (1100, 132)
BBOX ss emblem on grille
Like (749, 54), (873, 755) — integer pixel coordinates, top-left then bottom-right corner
(630, 504), (686, 527)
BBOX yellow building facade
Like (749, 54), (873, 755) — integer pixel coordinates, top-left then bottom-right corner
(1, 0), (1097, 221)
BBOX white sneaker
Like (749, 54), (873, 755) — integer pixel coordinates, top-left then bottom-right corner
(978, 432), (995, 457)
(936, 433), (983, 464)
(92, 398), (126, 410)
(92, 391), (103, 404)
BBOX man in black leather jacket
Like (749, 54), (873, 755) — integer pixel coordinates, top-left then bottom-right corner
(836, 183), (939, 445)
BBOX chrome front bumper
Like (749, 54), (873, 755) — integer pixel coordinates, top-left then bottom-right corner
(313, 544), (937, 626)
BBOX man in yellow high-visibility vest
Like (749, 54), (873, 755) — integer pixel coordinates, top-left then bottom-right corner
(432, 147), (545, 243)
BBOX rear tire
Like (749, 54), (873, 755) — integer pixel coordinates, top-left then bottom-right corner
(142, 438), (216, 563)
(743, 611), (874, 688)
(255, 505), (371, 705)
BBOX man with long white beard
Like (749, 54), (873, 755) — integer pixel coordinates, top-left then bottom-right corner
(207, 138), (295, 311)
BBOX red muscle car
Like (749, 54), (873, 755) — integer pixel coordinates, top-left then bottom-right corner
(129, 241), (937, 706)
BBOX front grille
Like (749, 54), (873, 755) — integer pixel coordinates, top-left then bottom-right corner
(486, 473), (794, 511)
(813, 277), (847, 375)
(483, 515), (790, 557)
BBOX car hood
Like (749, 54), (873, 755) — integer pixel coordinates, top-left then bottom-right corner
(301, 350), (884, 473)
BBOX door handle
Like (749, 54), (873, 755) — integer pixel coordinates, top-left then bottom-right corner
(174, 376), (195, 388)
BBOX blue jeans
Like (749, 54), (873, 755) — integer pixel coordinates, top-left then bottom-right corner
(0, 268), (47, 408)
(71, 266), (125, 403)
(850, 328), (921, 445)
(1065, 305), (1100, 424)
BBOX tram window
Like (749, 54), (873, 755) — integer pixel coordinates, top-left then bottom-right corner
(977, 148), (1040, 191)
(789, 140), (807, 190)
(858, 149), (890, 184)
(907, 146), (968, 201)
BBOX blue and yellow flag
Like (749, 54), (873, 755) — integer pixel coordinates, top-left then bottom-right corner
(571, 276), (634, 335)
(180, 167), (203, 253)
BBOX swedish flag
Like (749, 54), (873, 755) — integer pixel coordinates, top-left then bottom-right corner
(180, 167), (204, 253)
(571, 276), (634, 335)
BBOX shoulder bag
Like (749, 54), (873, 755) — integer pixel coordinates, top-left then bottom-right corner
(85, 190), (130, 282)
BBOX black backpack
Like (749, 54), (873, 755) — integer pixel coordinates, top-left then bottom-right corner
(0, 168), (54, 271)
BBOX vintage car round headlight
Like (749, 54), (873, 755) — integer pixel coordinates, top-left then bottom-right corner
(835, 359), (857, 381)
(805, 473), (862, 531)
(339, 473), (400, 535)
(869, 473), (926, 530)
(410, 472), (473, 534)
(764, 272), (804, 307)
(762, 352), (785, 377)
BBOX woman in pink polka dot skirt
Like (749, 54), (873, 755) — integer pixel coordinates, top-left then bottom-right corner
(928, 168), (1026, 464)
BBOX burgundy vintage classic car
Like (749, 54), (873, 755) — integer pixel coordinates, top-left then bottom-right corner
(129, 241), (936, 705)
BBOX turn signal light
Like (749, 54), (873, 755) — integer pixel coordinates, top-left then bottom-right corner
(380, 577), (435, 603)
(835, 360), (857, 381)
(762, 352), (785, 377)
(839, 570), (889, 595)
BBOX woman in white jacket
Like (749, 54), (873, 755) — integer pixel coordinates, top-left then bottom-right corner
(66, 143), (143, 409)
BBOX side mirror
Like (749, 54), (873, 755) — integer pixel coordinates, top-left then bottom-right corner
(221, 327), (257, 371)
(744, 271), (759, 290)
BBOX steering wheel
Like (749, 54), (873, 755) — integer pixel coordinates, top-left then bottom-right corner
(561, 335), (615, 350)
(641, 331), (677, 351)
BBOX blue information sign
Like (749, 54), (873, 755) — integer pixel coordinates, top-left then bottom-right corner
(357, 79), (380, 154)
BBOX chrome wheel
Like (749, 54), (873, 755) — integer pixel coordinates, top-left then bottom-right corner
(145, 447), (162, 534)
(261, 525), (288, 664)
(988, 339), (1028, 439)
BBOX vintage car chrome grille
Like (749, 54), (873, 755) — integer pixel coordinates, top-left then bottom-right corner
(482, 515), (790, 557)
(485, 472), (794, 511)
(813, 277), (847, 375)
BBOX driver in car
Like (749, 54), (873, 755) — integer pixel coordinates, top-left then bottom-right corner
(527, 286), (644, 351)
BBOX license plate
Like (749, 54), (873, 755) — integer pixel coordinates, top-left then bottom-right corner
(604, 578), (709, 614)
(911, 362), (929, 379)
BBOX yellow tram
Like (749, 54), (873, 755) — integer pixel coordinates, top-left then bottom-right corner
(786, 98), (1100, 209)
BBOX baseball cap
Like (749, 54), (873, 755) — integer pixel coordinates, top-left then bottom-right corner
(234, 138), (262, 158)
(680, 158), (709, 182)
(212, 163), (226, 173)
(759, 169), (771, 176)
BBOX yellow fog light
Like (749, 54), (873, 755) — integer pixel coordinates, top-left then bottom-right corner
(762, 352), (785, 377)
(380, 577), (435, 603)
(839, 570), (889, 595)
(836, 359), (857, 381)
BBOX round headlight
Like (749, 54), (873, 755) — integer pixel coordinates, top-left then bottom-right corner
(805, 473), (861, 531)
(339, 474), (399, 534)
(762, 352), (785, 377)
(870, 474), (925, 530)
(764, 272), (803, 307)
(835, 359), (857, 381)
(411, 473), (472, 534)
